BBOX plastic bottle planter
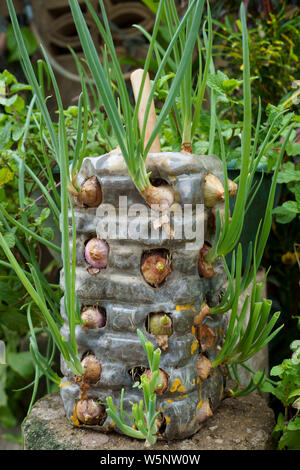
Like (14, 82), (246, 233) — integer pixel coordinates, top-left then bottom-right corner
(60, 151), (227, 440)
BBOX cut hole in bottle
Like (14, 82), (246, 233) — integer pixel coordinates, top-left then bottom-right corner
(149, 176), (169, 188)
(196, 324), (217, 352)
(141, 249), (171, 287)
(198, 242), (215, 279)
(128, 366), (147, 383)
(84, 237), (109, 274)
(80, 305), (106, 329)
(156, 412), (167, 435)
(146, 312), (173, 350)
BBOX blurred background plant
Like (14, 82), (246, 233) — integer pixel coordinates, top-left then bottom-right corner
(0, 0), (299, 450)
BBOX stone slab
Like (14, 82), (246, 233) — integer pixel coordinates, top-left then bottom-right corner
(23, 391), (276, 451)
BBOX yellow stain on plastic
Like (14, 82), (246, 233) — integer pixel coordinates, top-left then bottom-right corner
(176, 303), (195, 312)
(191, 339), (198, 355)
(59, 382), (72, 388)
(197, 378), (200, 384)
(165, 416), (171, 424)
(192, 378), (195, 385)
(109, 422), (116, 427)
(191, 325), (196, 336)
(166, 399), (173, 404)
(70, 407), (80, 427)
(170, 378), (181, 392)
(197, 400), (203, 409)
(218, 327), (223, 336)
(176, 394), (188, 400)
(178, 385), (185, 393)
(212, 370), (216, 377)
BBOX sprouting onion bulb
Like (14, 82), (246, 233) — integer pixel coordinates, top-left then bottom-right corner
(81, 306), (106, 329)
(81, 354), (102, 384)
(143, 368), (168, 395)
(76, 399), (106, 425)
(78, 176), (102, 207)
(84, 238), (109, 270)
(198, 244), (215, 278)
(149, 313), (172, 336)
(141, 252), (171, 287)
(203, 174), (225, 208)
(148, 313), (172, 350)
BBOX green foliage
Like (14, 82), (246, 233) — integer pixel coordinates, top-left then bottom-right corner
(260, 340), (300, 450)
(5, 24), (38, 63)
(212, 4), (300, 114)
(273, 162), (300, 224)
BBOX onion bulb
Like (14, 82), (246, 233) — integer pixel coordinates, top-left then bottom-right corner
(228, 178), (238, 197)
(142, 368), (168, 394)
(141, 252), (171, 287)
(203, 174), (224, 208)
(198, 244), (215, 278)
(84, 238), (109, 272)
(76, 399), (106, 425)
(78, 176), (102, 207)
(81, 354), (102, 384)
(81, 306), (106, 329)
(141, 184), (174, 210)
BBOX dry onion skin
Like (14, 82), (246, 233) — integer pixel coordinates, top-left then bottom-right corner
(141, 252), (171, 287)
(193, 303), (210, 326)
(198, 244), (215, 278)
(196, 355), (212, 381)
(84, 238), (109, 273)
(75, 399), (106, 425)
(81, 355), (102, 384)
(81, 306), (106, 329)
(142, 368), (168, 395)
(77, 176), (102, 207)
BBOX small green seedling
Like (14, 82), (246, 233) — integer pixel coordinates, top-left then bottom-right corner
(105, 329), (162, 446)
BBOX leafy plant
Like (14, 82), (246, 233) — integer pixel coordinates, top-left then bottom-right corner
(212, 3), (300, 114)
(105, 329), (162, 447)
(260, 339), (300, 450)
(273, 161), (300, 224)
